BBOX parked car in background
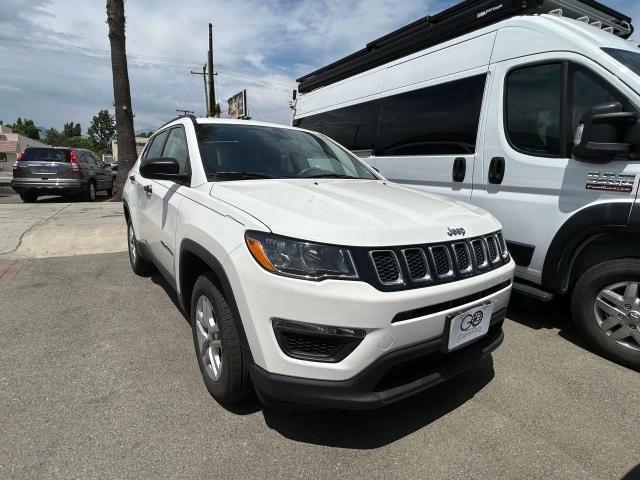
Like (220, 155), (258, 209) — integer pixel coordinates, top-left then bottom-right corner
(292, 0), (640, 370)
(12, 147), (115, 202)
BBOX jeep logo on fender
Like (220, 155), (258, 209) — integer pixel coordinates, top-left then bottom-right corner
(447, 227), (465, 237)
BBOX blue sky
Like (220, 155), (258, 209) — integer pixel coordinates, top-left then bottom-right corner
(0, 0), (638, 133)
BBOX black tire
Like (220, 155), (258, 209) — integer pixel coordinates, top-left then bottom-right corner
(107, 178), (115, 197)
(84, 180), (97, 202)
(19, 192), (37, 203)
(571, 259), (640, 371)
(191, 273), (252, 405)
(126, 221), (153, 275)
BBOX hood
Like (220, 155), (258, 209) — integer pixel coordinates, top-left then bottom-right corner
(210, 179), (500, 246)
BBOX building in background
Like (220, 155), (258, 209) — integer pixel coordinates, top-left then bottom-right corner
(111, 136), (149, 164)
(0, 125), (48, 169)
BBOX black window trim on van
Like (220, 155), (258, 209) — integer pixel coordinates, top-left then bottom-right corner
(503, 59), (634, 160)
(503, 60), (568, 159)
(294, 73), (487, 157)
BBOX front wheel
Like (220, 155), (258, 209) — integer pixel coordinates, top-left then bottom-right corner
(84, 181), (96, 202)
(571, 259), (640, 370)
(191, 273), (252, 405)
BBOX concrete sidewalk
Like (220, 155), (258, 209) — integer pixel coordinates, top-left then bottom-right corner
(0, 201), (127, 260)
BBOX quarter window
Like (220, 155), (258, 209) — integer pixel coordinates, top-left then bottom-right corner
(145, 130), (169, 159)
(162, 127), (191, 175)
(506, 63), (562, 156)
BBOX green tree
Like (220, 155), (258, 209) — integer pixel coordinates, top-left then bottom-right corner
(65, 136), (96, 151)
(62, 122), (82, 138)
(43, 128), (65, 146)
(88, 109), (116, 153)
(10, 117), (40, 140)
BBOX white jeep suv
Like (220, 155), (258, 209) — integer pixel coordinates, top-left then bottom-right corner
(123, 116), (515, 409)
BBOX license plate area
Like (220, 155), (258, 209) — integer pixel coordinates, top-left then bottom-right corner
(443, 303), (493, 352)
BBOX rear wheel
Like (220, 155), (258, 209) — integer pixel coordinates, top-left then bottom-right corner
(571, 259), (640, 370)
(84, 181), (96, 202)
(127, 221), (153, 275)
(107, 178), (115, 196)
(19, 192), (37, 203)
(191, 273), (252, 405)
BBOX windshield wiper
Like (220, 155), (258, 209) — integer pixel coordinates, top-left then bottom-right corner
(304, 173), (359, 179)
(208, 171), (275, 180)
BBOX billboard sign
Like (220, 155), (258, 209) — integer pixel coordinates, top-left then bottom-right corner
(227, 90), (247, 119)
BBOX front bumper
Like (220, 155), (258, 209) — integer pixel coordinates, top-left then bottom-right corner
(224, 245), (515, 383)
(11, 178), (85, 194)
(251, 316), (504, 409)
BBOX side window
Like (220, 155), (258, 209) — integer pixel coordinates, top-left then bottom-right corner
(505, 63), (562, 156)
(376, 74), (486, 156)
(570, 63), (628, 134)
(162, 127), (191, 175)
(85, 152), (96, 166)
(145, 130), (169, 159)
(294, 100), (378, 152)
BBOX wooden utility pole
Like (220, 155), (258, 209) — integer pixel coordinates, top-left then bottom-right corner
(190, 65), (210, 115)
(207, 23), (216, 117)
(106, 0), (137, 201)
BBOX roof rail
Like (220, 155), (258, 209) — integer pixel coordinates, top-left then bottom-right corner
(156, 113), (199, 131)
(296, 0), (634, 94)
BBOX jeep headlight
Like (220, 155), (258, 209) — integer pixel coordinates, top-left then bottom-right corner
(245, 231), (358, 280)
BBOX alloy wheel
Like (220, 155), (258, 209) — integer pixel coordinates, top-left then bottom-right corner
(195, 294), (223, 381)
(594, 281), (640, 351)
(128, 224), (137, 264)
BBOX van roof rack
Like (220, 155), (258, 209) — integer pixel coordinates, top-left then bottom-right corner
(296, 0), (633, 94)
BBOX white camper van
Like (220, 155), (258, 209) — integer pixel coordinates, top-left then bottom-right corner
(292, 0), (640, 369)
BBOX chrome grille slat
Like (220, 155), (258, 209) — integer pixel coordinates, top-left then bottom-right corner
(402, 248), (431, 283)
(428, 246), (454, 279)
(369, 250), (403, 285)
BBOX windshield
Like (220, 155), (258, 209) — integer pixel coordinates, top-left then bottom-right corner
(196, 124), (378, 180)
(602, 47), (640, 77)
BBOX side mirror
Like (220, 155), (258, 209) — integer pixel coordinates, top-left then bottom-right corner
(140, 157), (190, 182)
(573, 102), (638, 161)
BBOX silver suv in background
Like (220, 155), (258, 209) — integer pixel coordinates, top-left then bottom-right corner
(12, 147), (115, 202)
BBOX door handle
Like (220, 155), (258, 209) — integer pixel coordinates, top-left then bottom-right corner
(488, 157), (505, 184)
(452, 157), (466, 182)
(143, 184), (152, 194)
(129, 175), (137, 184)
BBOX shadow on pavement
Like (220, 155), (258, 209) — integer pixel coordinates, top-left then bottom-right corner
(623, 464), (640, 480)
(506, 291), (592, 351)
(261, 356), (495, 449)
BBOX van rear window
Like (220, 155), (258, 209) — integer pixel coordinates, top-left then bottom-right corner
(22, 148), (70, 163)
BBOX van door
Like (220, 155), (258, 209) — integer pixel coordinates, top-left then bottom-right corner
(475, 54), (640, 285)
(373, 74), (487, 203)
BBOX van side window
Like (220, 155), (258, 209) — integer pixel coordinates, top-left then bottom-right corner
(506, 63), (562, 156)
(376, 74), (486, 156)
(569, 64), (627, 150)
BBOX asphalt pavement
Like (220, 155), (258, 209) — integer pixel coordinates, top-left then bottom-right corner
(0, 195), (639, 479)
(1, 253), (639, 479)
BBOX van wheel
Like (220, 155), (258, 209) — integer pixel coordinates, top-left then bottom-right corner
(191, 273), (252, 405)
(107, 178), (115, 196)
(19, 193), (37, 203)
(127, 222), (153, 275)
(571, 259), (640, 371)
(84, 181), (96, 202)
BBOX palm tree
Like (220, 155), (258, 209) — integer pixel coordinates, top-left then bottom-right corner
(106, 0), (137, 201)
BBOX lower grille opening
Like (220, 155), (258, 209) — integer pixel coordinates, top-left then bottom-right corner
(273, 319), (365, 363)
(374, 320), (504, 392)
